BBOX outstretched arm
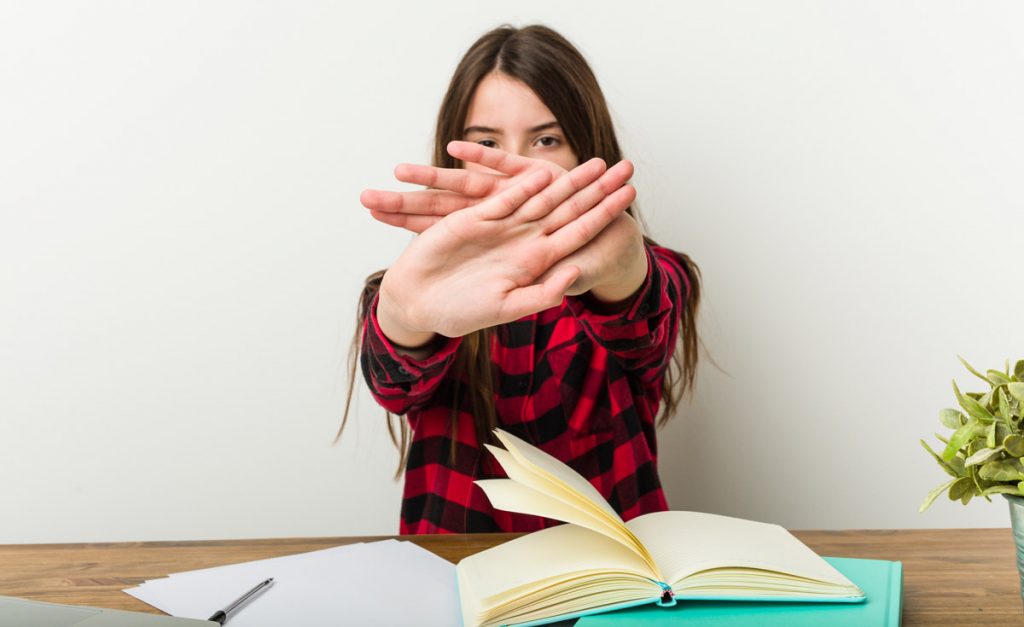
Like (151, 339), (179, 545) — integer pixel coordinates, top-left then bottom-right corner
(360, 292), (463, 415)
(567, 245), (691, 385)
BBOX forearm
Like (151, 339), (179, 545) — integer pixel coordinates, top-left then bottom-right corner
(361, 295), (461, 414)
(566, 245), (688, 382)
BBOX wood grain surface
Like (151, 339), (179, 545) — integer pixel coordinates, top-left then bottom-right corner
(1, 529), (1021, 626)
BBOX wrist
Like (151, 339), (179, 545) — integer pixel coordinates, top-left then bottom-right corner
(376, 292), (436, 349)
(588, 243), (649, 305)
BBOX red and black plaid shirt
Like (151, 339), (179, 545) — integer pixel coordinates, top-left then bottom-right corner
(361, 244), (692, 534)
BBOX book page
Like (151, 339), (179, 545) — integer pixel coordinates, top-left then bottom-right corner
(475, 479), (642, 552)
(626, 511), (857, 590)
(484, 445), (617, 530)
(486, 431), (659, 575)
(457, 523), (655, 610)
(494, 430), (621, 522)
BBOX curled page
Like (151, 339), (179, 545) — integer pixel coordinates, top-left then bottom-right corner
(482, 431), (659, 577)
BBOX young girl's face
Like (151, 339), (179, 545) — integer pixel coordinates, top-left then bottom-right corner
(462, 72), (579, 173)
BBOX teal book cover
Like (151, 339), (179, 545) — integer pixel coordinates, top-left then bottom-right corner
(572, 557), (902, 627)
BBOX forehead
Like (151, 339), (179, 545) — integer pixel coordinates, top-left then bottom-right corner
(464, 72), (558, 131)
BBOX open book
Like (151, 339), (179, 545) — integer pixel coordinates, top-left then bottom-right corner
(456, 430), (865, 627)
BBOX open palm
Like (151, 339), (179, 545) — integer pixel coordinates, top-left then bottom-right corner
(377, 158), (637, 338)
(365, 141), (645, 305)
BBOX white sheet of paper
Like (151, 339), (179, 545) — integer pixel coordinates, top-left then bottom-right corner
(124, 540), (458, 627)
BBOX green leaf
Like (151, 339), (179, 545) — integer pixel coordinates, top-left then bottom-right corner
(988, 422), (998, 448)
(922, 440), (964, 477)
(1015, 360), (1024, 382)
(980, 391), (994, 409)
(942, 421), (987, 461)
(969, 464), (986, 497)
(1000, 388), (1012, 425)
(968, 438), (985, 457)
(979, 460), (1024, 482)
(948, 453), (966, 476)
(959, 355), (992, 386)
(965, 447), (1004, 466)
(1008, 395), (1023, 421)
(988, 370), (1013, 386)
(1007, 457), (1024, 474)
(939, 408), (963, 430)
(981, 484), (1023, 497)
(920, 478), (958, 512)
(954, 380), (996, 423)
(1005, 435), (1024, 457)
(1008, 383), (1024, 406)
(996, 422), (1012, 444)
(949, 477), (974, 502)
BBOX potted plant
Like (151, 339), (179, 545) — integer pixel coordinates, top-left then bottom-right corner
(920, 357), (1024, 598)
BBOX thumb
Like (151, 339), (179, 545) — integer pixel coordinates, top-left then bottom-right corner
(499, 265), (582, 323)
(369, 209), (440, 234)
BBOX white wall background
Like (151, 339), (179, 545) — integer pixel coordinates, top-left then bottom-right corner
(1, 1), (1021, 543)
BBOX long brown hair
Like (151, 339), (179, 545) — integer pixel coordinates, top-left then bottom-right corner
(339, 24), (702, 476)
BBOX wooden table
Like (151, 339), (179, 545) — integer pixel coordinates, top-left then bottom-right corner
(1, 529), (1022, 626)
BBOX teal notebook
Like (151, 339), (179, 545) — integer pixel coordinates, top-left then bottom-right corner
(573, 557), (902, 627)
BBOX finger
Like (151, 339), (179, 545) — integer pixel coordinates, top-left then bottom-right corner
(498, 265), (582, 323)
(538, 159), (634, 234)
(513, 157), (607, 223)
(361, 188), (475, 215)
(472, 168), (553, 221)
(447, 140), (536, 176)
(534, 261), (589, 297)
(393, 162), (502, 197)
(546, 184), (637, 259)
(369, 209), (440, 234)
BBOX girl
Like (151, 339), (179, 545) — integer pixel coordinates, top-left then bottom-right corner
(343, 24), (701, 534)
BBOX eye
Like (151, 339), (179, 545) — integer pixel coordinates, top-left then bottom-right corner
(536, 135), (560, 148)
(476, 139), (498, 149)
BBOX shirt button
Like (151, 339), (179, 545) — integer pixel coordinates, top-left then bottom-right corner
(639, 303), (651, 316)
(518, 381), (528, 392)
(398, 366), (409, 375)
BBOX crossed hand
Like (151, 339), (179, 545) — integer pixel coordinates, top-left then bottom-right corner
(361, 141), (643, 341)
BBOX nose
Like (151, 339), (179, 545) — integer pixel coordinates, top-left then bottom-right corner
(511, 141), (530, 158)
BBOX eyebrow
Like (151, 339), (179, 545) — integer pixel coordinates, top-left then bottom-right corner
(463, 121), (562, 135)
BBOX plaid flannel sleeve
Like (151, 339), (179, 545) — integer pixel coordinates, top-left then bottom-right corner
(565, 244), (691, 385)
(360, 293), (462, 415)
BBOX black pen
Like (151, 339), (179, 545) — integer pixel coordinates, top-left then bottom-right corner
(207, 577), (274, 624)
